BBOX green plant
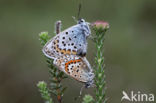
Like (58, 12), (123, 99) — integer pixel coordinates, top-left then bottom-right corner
(37, 81), (53, 103)
(37, 20), (109, 103)
(38, 21), (67, 103)
(82, 95), (94, 103)
(91, 21), (109, 103)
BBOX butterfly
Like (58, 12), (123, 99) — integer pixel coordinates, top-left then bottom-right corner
(42, 19), (94, 88)
(42, 19), (90, 58)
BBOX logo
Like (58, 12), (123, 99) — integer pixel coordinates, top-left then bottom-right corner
(121, 91), (154, 102)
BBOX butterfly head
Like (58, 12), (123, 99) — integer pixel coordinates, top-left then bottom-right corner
(85, 80), (94, 88)
(85, 72), (94, 88)
(78, 18), (91, 37)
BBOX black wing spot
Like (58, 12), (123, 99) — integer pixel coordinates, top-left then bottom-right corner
(79, 44), (81, 46)
(62, 37), (65, 39)
(75, 75), (77, 77)
(62, 41), (64, 44)
(76, 69), (79, 72)
(74, 46), (77, 49)
(63, 44), (66, 46)
(72, 31), (74, 33)
(68, 44), (70, 46)
(74, 36), (77, 38)
(71, 43), (74, 46)
(66, 32), (68, 34)
(69, 38), (71, 41)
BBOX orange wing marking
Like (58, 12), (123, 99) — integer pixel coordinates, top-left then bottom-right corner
(54, 40), (77, 55)
(65, 59), (81, 74)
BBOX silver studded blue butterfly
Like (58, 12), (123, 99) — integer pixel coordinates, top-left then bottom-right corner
(42, 19), (91, 59)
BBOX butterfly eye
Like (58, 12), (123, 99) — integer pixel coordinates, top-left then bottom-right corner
(81, 20), (83, 22)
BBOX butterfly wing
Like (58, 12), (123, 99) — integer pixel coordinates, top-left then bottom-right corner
(42, 35), (59, 59)
(53, 55), (94, 83)
(42, 23), (90, 59)
(57, 25), (88, 56)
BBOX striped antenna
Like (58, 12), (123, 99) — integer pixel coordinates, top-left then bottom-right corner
(77, 3), (82, 19)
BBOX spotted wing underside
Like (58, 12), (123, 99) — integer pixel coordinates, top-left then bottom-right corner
(53, 55), (94, 83)
(42, 25), (87, 59)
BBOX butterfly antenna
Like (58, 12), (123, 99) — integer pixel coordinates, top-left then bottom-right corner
(79, 85), (85, 97)
(77, 3), (82, 20)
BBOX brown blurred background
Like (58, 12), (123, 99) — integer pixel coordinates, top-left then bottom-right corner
(0, 0), (156, 103)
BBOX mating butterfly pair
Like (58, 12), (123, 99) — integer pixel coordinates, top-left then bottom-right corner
(42, 19), (94, 88)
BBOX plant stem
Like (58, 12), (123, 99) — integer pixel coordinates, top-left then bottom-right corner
(39, 30), (67, 103)
(92, 21), (109, 103)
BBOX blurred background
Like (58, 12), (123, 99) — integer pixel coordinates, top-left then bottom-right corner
(0, 0), (156, 103)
